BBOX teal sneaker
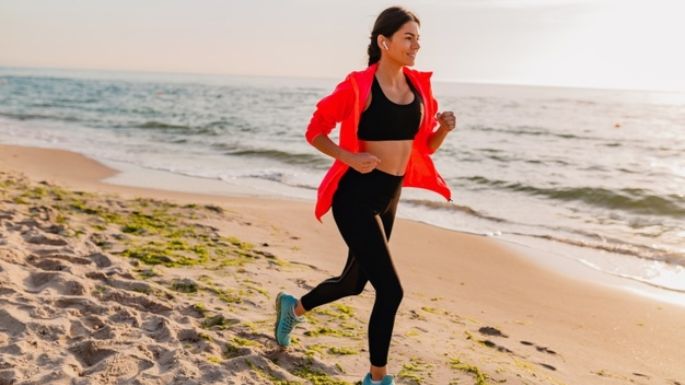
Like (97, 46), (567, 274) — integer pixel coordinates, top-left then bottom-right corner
(274, 292), (304, 347)
(362, 373), (395, 385)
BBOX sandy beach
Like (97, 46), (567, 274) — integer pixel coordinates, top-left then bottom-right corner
(1, 143), (684, 385)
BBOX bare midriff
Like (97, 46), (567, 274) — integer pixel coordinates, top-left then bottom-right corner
(359, 139), (413, 176)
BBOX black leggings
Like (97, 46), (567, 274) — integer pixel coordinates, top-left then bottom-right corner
(300, 167), (404, 367)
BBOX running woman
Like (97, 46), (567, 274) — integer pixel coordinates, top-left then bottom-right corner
(275, 6), (456, 384)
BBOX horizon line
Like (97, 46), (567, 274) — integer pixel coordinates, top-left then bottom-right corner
(1, 64), (683, 95)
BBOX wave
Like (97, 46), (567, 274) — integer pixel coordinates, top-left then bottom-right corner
(0, 113), (222, 136)
(576, 259), (685, 294)
(223, 148), (329, 168)
(290, 183), (317, 191)
(137, 121), (192, 130)
(0, 111), (79, 122)
(135, 120), (246, 136)
(510, 231), (685, 269)
(467, 148), (572, 167)
(227, 171), (318, 190)
(463, 176), (685, 218)
(468, 124), (599, 142)
(402, 199), (510, 223)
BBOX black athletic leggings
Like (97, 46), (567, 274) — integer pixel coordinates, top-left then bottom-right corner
(300, 167), (404, 367)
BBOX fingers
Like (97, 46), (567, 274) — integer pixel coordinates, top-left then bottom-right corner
(363, 159), (380, 172)
(438, 111), (455, 121)
(361, 153), (380, 164)
(356, 153), (381, 173)
(437, 110), (457, 131)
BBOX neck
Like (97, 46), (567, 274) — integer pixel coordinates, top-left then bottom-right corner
(375, 58), (405, 86)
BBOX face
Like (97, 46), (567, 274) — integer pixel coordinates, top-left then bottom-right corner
(378, 21), (421, 66)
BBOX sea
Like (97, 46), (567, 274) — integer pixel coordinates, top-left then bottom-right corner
(1, 66), (683, 300)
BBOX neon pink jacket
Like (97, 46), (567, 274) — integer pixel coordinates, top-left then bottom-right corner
(305, 62), (452, 222)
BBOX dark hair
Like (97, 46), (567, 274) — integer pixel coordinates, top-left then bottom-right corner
(367, 6), (420, 66)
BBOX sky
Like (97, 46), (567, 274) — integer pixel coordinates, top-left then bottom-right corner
(1, 0), (684, 92)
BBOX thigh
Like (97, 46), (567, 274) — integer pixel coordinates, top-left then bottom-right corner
(379, 187), (401, 241)
(332, 200), (401, 290)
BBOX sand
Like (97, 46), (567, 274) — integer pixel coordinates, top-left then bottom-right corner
(0, 143), (683, 385)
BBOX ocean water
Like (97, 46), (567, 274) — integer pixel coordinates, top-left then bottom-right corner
(1, 66), (684, 295)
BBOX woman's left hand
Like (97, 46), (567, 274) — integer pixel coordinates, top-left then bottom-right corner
(436, 111), (456, 132)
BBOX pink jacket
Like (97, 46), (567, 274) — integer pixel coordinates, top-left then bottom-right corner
(305, 62), (452, 222)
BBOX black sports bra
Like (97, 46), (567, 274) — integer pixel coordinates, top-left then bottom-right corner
(357, 74), (422, 141)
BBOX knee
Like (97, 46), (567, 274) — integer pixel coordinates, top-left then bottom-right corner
(341, 277), (366, 297)
(395, 284), (404, 305)
(350, 280), (367, 296)
(377, 282), (403, 308)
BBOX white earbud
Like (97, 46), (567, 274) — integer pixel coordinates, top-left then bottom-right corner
(382, 41), (389, 50)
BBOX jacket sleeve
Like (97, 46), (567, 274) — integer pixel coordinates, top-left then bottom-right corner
(305, 74), (355, 145)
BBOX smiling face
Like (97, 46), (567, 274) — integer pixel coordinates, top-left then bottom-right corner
(378, 21), (421, 67)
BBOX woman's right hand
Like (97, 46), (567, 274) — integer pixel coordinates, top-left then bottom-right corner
(310, 134), (380, 173)
(345, 152), (381, 174)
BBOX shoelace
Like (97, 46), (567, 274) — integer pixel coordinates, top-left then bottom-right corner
(282, 314), (294, 331)
(281, 306), (301, 332)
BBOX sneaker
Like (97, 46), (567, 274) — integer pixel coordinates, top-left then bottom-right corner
(361, 372), (395, 385)
(274, 291), (304, 346)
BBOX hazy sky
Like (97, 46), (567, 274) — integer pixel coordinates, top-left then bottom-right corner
(1, 0), (684, 91)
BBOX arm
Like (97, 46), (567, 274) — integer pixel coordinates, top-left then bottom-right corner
(427, 111), (457, 154)
(310, 134), (380, 173)
(310, 133), (354, 164)
(305, 75), (380, 172)
(304, 75), (354, 145)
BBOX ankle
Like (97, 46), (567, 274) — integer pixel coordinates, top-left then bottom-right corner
(369, 366), (387, 381)
(293, 300), (305, 317)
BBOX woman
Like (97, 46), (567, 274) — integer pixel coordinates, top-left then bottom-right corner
(274, 6), (456, 384)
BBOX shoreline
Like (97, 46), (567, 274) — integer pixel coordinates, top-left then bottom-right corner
(6, 143), (682, 307)
(2, 143), (685, 383)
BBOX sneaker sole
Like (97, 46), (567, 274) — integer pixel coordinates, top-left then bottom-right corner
(274, 292), (285, 346)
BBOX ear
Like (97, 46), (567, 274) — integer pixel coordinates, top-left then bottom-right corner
(376, 35), (385, 50)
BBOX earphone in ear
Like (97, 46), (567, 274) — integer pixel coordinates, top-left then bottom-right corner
(382, 41), (389, 50)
